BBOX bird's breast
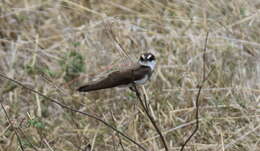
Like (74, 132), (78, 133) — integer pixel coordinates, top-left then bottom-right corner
(134, 74), (148, 85)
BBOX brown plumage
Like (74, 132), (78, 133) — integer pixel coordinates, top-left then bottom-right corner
(77, 65), (151, 92)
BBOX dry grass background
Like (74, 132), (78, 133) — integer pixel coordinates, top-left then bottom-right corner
(0, 0), (260, 151)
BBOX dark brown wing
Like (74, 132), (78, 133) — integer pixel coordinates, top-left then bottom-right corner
(77, 66), (151, 92)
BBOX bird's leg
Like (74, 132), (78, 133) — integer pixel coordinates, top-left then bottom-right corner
(129, 69), (138, 93)
(129, 86), (137, 92)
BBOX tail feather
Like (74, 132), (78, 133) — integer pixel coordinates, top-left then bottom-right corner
(77, 85), (91, 92)
(77, 84), (106, 92)
(77, 79), (118, 92)
(77, 70), (133, 92)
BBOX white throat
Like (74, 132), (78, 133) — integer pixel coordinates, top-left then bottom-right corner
(139, 60), (156, 70)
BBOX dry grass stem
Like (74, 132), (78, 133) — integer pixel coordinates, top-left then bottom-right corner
(0, 0), (259, 150)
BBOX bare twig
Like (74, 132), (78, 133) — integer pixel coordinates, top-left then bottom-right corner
(118, 135), (126, 151)
(109, 110), (126, 151)
(0, 73), (146, 151)
(0, 101), (25, 151)
(104, 23), (134, 62)
(104, 23), (159, 150)
(43, 139), (54, 151)
(133, 85), (168, 151)
(180, 32), (211, 151)
(17, 127), (39, 151)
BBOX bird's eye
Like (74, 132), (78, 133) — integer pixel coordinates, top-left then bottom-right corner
(140, 53), (155, 61)
(148, 55), (154, 61)
(140, 56), (145, 61)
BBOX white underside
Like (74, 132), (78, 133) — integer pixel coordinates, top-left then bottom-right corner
(119, 60), (155, 88)
(139, 60), (156, 70)
(118, 75), (148, 89)
(134, 74), (148, 85)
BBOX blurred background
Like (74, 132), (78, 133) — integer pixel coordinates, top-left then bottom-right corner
(0, 0), (259, 150)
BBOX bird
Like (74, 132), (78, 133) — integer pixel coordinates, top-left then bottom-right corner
(77, 52), (156, 92)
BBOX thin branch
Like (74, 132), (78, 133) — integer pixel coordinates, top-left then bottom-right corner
(0, 73), (146, 151)
(118, 135), (126, 151)
(0, 101), (25, 151)
(109, 110), (126, 151)
(104, 23), (134, 62)
(133, 85), (168, 151)
(43, 139), (54, 151)
(141, 88), (150, 113)
(17, 127), (39, 151)
(105, 22), (165, 150)
(180, 32), (210, 151)
(202, 33), (208, 80)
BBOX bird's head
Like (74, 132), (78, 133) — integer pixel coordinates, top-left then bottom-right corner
(139, 53), (156, 70)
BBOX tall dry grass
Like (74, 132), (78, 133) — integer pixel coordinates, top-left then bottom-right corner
(0, 0), (259, 150)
